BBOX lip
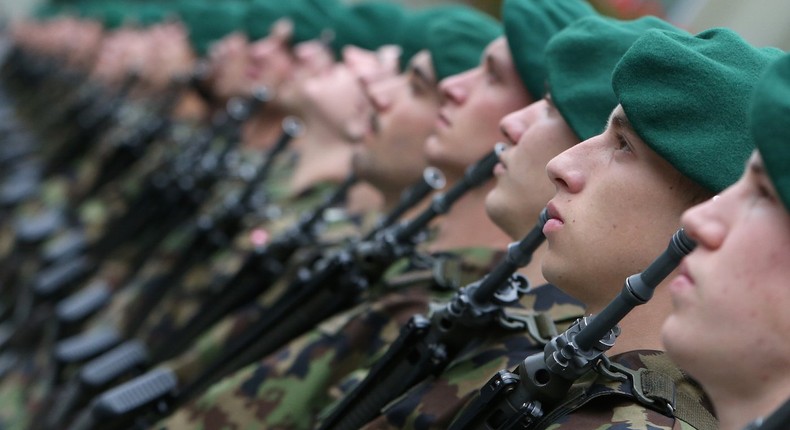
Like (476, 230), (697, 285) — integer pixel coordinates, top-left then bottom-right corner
(546, 201), (564, 223)
(493, 162), (506, 176)
(668, 260), (695, 303)
(672, 260), (695, 287)
(493, 144), (509, 175)
(543, 201), (565, 235)
(245, 64), (261, 80)
(436, 111), (451, 129)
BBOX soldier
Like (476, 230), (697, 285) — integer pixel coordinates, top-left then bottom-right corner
(456, 23), (783, 430)
(662, 52), (790, 430)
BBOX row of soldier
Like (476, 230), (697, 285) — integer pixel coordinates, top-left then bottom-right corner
(0, 0), (788, 429)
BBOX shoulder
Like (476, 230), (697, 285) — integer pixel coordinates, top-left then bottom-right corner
(542, 350), (716, 430)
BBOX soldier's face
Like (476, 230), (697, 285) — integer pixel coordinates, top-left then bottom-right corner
(65, 19), (103, 69)
(208, 32), (252, 99)
(143, 23), (195, 90)
(343, 44), (401, 85)
(542, 105), (697, 310)
(352, 51), (440, 195)
(298, 61), (371, 140)
(91, 29), (145, 85)
(246, 20), (296, 92)
(485, 94), (579, 239)
(663, 151), (790, 395)
(276, 40), (336, 109)
(425, 37), (532, 182)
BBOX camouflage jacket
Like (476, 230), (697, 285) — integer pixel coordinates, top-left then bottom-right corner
(153, 247), (509, 430)
(356, 283), (585, 430)
(94, 146), (299, 336)
(521, 350), (718, 430)
(130, 177), (361, 350)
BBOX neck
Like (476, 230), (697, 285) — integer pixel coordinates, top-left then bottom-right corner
(289, 124), (353, 197)
(170, 89), (209, 122)
(516, 242), (549, 287)
(381, 187), (408, 212)
(426, 183), (510, 253)
(241, 109), (287, 151)
(706, 373), (790, 430)
(345, 182), (383, 217)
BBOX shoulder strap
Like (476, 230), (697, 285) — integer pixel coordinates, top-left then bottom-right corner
(597, 355), (719, 430)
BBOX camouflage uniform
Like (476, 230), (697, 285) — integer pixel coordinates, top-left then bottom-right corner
(356, 283), (584, 430)
(92, 145), (299, 337)
(520, 350), (718, 430)
(136, 186), (375, 376)
(154, 247), (510, 430)
(131, 178), (364, 353)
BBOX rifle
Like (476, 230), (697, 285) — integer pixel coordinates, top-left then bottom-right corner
(0, 90), (269, 351)
(149, 166), (445, 362)
(120, 116), (303, 340)
(85, 88), (271, 261)
(147, 169), (354, 361)
(318, 208), (549, 430)
(77, 80), (184, 202)
(49, 172), (358, 429)
(42, 72), (140, 177)
(175, 149), (498, 404)
(448, 229), (696, 430)
(67, 160), (455, 429)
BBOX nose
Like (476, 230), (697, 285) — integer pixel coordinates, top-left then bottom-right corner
(498, 105), (531, 147)
(365, 78), (397, 113)
(680, 192), (728, 251)
(438, 69), (474, 106)
(247, 40), (272, 63)
(546, 139), (589, 195)
(295, 41), (333, 74)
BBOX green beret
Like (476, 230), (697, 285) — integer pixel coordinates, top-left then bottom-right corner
(134, 4), (171, 27)
(285, 0), (343, 45)
(394, 6), (457, 71)
(503, 0), (597, 100)
(545, 15), (682, 141)
(330, 2), (407, 59)
(612, 28), (784, 193)
(244, 0), (291, 41)
(424, 6), (502, 81)
(751, 54), (790, 212)
(78, 3), (129, 29)
(34, 4), (67, 20)
(179, 1), (247, 55)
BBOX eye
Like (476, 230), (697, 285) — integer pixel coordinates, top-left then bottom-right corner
(756, 181), (777, 202)
(485, 68), (499, 84)
(409, 79), (424, 96)
(408, 73), (426, 96)
(616, 134), (632, 153)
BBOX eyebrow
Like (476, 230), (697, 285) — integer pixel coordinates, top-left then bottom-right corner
(485, 53), (498, 75)
(748, 156), (766, 177)
(607, 112), (633, 132)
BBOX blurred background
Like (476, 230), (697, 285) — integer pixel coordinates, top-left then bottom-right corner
(1, 0), (789, 50)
